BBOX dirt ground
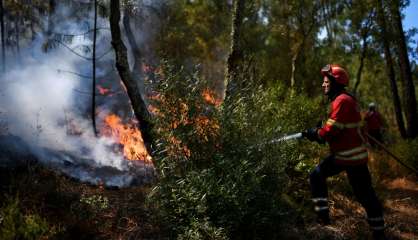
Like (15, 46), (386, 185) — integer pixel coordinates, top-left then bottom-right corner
(302, 150), (418, 240)
(303, 176), (418, 240)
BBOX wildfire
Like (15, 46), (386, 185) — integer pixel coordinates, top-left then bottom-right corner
(101, 114), (152, 163)
(202, 88), (222, 106)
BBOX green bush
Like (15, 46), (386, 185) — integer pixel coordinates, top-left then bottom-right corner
(149, 62), (324, 239)
(0, 196), (50, 240)
(69, 194), (110, 224)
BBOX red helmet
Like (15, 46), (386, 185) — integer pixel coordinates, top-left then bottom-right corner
(321, 64), (349, 86)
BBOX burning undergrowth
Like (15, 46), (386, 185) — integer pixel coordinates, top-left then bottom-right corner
(0, 2), (156, 188)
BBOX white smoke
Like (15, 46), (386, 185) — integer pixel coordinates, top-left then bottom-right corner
(0, 1), (156, 187)
(1, 35), (128, 166)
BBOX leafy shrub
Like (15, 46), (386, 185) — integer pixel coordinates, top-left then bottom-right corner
(71, 194), (110, 221)
(0, 196), (50, 240)
(149, 62), (324, 239)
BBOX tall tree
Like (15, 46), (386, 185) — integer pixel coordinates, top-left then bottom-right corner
(92, 0), (98, 136)
(109, 0), (153, 154)
(14, 12), (20, 59)
(46, 0), (55, 42)
(288, 0), (318, 95)
(352, 9), (375, 94)
(0, 0), (5, 73)
(225, 0), (245, 99)
(376, 0), (406, 138)
(390, 0), (418, 138)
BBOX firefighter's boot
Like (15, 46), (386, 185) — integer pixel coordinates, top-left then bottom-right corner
(316, 210), (330, 225)
(313, 198), (330, 225)
(368, 216), (385, 240)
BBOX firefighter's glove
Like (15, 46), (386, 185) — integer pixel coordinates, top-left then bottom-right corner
(303, 128), (319, 142)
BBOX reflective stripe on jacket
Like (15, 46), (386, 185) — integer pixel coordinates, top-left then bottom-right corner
(318, 92), (368, 165)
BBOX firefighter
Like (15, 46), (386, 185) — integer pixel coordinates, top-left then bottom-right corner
(303, 64), (385, 239)
(365, 102), (384, 146)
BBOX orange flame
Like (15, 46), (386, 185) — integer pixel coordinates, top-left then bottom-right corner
(202, 88), (222, 106)
(101, 114), (152, 162)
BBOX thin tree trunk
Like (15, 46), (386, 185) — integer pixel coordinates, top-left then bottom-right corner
(30, 16), (36, 41)
(0, 0), (5, 73)
(47, 0), (55, 37)
(376, 0), (406, 138)
(92, 0), (98, 136)
(15, 14), (21, 61)
(353, 34), (368, 93)
(43, 0), (55, 52)
(391, 1), (418, 138)
(109, 0), (153, 154)
(353, 11), (374, 94)
(291, 9), (316, 95)
(225, 0), (245, 99)
(290, 52), (298, 94)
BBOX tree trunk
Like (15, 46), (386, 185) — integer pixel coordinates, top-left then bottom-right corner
(47, 0), (55, 37)
(376, 0), (406, 138)
(0, 0), (5, 73)
(109, 0), (153, 154)
(92, 0), (98, 136)
(30, 16), (36, 41)
(391, 1), (418, 138)
(290, 51), (298, 95)
(15, 14), (20, 59)
(224, 0), (245, 99)
(290, 9), (316, 96)
(353, 33), (368, 93)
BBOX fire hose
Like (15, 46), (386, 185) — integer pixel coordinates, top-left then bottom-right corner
(250, 132), (303, 150)
(365, 133), (418, 175)
(254, 131), (418, 175)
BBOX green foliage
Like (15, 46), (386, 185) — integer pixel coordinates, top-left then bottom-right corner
(149, 62), (324, 239)
(157, 0), (230, 90)
(79, 194), (110, 212)
(72, 194), (110, 221)
(389, 138), (418, 174)
(177, 217), (227, 240)
(0, 196), (50, 240)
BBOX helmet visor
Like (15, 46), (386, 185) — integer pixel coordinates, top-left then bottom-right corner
(321, 64), (332, 76)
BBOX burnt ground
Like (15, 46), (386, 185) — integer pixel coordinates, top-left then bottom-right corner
(0, 152), (417, 239)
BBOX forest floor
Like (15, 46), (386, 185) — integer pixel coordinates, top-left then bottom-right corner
(299, 150), (418, 240)
(302, 175), (418, 240)
(0, 151), (417, 239)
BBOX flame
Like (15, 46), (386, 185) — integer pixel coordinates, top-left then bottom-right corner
(202, 88), (222, 106)
(101, 114), (152, 162)
(97, 85), (111, 95)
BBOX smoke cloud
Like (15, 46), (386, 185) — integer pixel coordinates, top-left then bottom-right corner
(0, 1), (155, 187)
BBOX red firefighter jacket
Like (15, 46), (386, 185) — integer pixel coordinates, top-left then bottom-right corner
(365, 110), (382, 131)
(318, 92), (368, 165)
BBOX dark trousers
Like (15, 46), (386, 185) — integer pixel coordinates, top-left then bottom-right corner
(309, 155), (384, 230)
